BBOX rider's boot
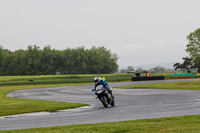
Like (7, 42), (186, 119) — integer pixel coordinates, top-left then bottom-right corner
(109, 90), (115, 99)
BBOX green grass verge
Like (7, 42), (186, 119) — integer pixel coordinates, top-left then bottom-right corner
(0, 84), (89, 117)
(114, 81), (200, 90)
(1, 115), (200, 133)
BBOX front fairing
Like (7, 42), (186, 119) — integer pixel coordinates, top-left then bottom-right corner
(96, 85), (107, 97)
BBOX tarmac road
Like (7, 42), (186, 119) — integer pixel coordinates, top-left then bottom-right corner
(1, 79), (200, 130)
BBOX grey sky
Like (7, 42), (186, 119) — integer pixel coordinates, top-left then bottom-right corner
(0, 0), (200, 67)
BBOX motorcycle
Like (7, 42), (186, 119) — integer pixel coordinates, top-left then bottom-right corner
(92, 85), (115, 108)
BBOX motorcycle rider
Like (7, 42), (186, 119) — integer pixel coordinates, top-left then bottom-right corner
(99, 75), (105, 81)
(93, 77), (114, 99)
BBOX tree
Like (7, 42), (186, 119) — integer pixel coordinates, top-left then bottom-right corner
(60, 48), (73, 74)
(182, 56), (194, 73)
(135, 67), (143, 72)
(85, 46), (118, 74)
(150, 66), (166, 73)
(40, 45), (60, 75)
(25, 45), (42, 75)
(11, 49), (26, 75)
(173, 63), (185, 73)
(0, 45), (3, 75)
(119, 69), (127, 74)
(173, 56), (194, 73)
(0, 48), (13, 75)
(186, 28), (200, 72)
(127, 66), (134, 72)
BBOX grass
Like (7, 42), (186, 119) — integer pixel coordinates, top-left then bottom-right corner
(165, 75), (200, 80)
(0, 84), (89, 117)
(114, 81), (200, 90)
(1, 115), (200, 133)
(0, 74), (133, 86)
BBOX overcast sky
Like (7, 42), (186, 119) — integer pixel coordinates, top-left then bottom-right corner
(0, 0), (200, 67)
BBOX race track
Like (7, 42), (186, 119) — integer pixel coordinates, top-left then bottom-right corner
(1, 79), (200, 130)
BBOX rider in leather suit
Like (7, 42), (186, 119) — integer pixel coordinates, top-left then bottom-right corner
(93, 77), (114, 98)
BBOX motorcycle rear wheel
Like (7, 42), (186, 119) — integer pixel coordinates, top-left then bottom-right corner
(110, 99), (115, 106)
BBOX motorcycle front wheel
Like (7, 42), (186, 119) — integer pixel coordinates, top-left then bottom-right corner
(100, 96), (108, 108)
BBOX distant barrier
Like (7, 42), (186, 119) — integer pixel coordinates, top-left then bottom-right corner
(132, 76), (165, 81)
(171, 73), (200, 76)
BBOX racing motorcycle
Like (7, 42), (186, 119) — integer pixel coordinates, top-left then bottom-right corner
(92, 85), (115, 108)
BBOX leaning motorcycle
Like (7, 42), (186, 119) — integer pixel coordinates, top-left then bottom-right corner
(93, 85), (115, 108)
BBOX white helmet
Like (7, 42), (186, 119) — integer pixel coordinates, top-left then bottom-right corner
(94, 77), (100, 84)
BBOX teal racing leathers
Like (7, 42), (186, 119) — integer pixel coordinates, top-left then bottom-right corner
(94, 79), (114, 98)
(94, 79), (108, 92)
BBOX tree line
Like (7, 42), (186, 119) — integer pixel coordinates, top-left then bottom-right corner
(119, 65), (174, 74)
(0, 45), (119, 75)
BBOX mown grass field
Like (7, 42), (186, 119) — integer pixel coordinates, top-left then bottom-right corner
(114, 81), (200, 90)
(165, 74), (200, 80)
(0, 74), (133, 86)
(1, 73), (200, 86)
(1, 115), (200, 133)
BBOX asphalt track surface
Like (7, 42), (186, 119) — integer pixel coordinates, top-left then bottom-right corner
(1, 79), (200, 130)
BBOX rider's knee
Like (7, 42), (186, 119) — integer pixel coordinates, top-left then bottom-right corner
(106, 86), (112, 92)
